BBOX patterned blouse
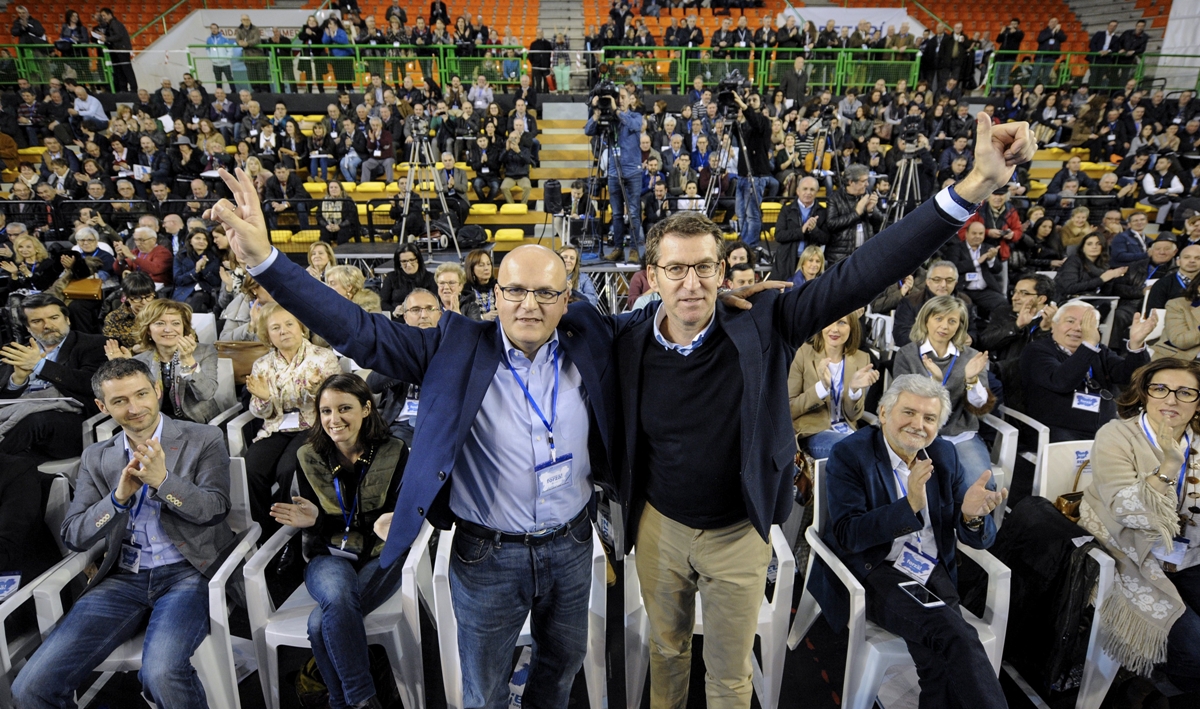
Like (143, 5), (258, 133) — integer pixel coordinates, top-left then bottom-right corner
(102, 303), (139, 350)
(249, 338), (342, 439)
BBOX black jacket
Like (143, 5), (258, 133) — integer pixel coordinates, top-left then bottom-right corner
(735, 105), (772, 178)
(1020, 337), (1147, 438)
(0, 330), (107, 414)
(822, 187), (885, 264)
(769, 198), (828, 281)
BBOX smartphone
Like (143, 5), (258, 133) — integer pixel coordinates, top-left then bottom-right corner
(899, 580), (946, 608)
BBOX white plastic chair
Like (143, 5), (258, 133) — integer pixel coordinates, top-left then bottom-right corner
(36, 412), (111, 484)
(0, 475), (74, 704)
(787, 456), (1011, 709)
(243, 520), (434, 709)
(999, 405), (1050, 472)
(1036, 441), (1095, 501)
(431, 524), (608, 709)
(981, 414), (1019, 525)
(193, 313), (218, 345)
(30, 458), (261, 709)
(215, 358), (237, 413)
(226, 409), (261, 458)
(625, 525), (795, 709)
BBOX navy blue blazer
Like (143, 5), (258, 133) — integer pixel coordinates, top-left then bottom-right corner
(806, 426), (996, 632)
(616, 197), (971, 548)
(253, 254), (645, 567)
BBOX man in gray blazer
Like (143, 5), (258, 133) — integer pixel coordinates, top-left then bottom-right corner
(13, 358), (235, 709)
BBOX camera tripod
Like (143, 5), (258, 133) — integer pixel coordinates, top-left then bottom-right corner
(397, 136), (461, 260)
(883, 147), (924, 229)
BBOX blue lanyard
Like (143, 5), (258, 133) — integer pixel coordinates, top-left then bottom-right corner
(1179, 273), (1190, 290)
(505, 346), (562, 460)
(829, 359), (845, 423)
(130, 484), (149, 530)
(1141, 413), (1191, 500)
(925, 349), (958, 387)
(333, 470), (364, 549)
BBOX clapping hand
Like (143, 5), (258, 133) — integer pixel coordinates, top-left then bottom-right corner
(0, 339), (42, 379)
(245, 373), (271, 401)
(1128, 310), (1158, 350)
(128, 438), (167, 489)
(176, 334), (198, 365)
(104, 339), (133, 360)
(964, 351), (988, 382)
(270, 496), (319, 528)
(817, 357), (832, 388)
(961, 470), (1008, 519)
(848, 364), (879, 390)
(906, 454), (934, 512)
(921, 354), (943, 381)
(1015, 301), (1038, 328)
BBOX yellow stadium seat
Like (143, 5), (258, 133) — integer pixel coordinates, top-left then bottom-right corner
(225, 145), (238, 154)
(499, 204), (528, 215)
(493, 228), (525, 242)
(17, 147), (46, 157)
(357, 204), (371, 218)
(761, 202), (782, 213)
(291, 230), (321, 244)
(385, 182), (402, 194)
(303, 182), (327, 197)
(356, 182), (385, 194)
(340, 182), (357, 194)
(470, 203), (499, 215)
(269, 230), (292, 244)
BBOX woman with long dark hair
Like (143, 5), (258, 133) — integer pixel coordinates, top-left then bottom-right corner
(269, 373), (408, 709)
(380, 243), (437, 318)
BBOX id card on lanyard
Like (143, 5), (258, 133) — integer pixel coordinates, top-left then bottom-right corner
(118, 484), (150, 573)
(1073, 366), (1101, 412)
(829, 360), (852, 434)
(892, 460), (938, 584)
(507, 347), (575, 497)
(331, 471), (365, 560)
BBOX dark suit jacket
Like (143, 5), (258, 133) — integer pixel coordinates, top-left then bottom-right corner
(941, 238), (1004, 295)
(253, 254), (648, 567)
(0, 330), (107, 414)
(61, 416), (235, 590)
(617, 197), (969, 547)
(807, 426), (996, 631)
(769, 198), (828, 281)
(1020, 336), (1148, 437)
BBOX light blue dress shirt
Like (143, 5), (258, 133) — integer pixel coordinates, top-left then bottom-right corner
(120, 415), (186, 568)
(449, 328), (593, 534)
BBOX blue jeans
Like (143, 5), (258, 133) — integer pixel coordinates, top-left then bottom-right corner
(340, 151), (362, 184)
(13, 561), (209, 709)
(310, 156), (334, 181)
(736, 175), (769, 244)
(804, 428), (855, 460)
(450, 519), (593, 709)
(1163, 562), (1200, 693)
(608, 173), (643, 253)
(952, 433), (993, 482)
(305, 553), (408, 709)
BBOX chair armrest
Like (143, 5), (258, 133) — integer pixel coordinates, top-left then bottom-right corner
(209, 523), (261, 633)
(0, 552), (77, 675)
(400, 521), (436, 633)
(1088, 546), (1115, 607)
(768, 525), (796, 608)
(860, 411), (878, 426)
(997, 405), (1047, 433)
(957, 544), (1011, 626)
(806, 528), (866, 644)
(244, 525), (299, 635)
(208, 404), (244, 431)
(227, 409), (258, 458)
(81, 411), (110, 447)
(31, 542), (105, 636)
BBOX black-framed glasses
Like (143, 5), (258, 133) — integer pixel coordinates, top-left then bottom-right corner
(654, 262), (720, 280)
(497, 285), (566, 304)
(1147, 383), (1200, 403)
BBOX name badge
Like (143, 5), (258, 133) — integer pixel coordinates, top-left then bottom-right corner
(965, 272), (981, 282)
(192, 116), (200, 123)
(480, 166), (489, 173)
(1108, 133), (1116, 141)
(1153, 537), (1190, 568)
(374, 149), (382, 157)
(894, 542), (937, 584)
(0, 571), (20, 601)
(535, 454), (574, 497)
(399, 398), (420, 420)
(280, 410), (302, 430)
(1048, 39), (1055, 45)
(831, 421), (853, 434)
(250, 129), (259, 136)
(331, 131), (338, 138)
(118, 540), (142, 573)
(1072, 392), (1101, 412)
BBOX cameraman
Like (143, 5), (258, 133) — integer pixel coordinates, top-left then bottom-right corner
(585, 87), (645, 262)
(731, 90), (772, 246)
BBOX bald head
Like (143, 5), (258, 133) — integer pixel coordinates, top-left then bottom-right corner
(495, 245), (570, 358)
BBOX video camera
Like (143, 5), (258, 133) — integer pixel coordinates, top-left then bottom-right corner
(900, 115), (924, 152)
(591, 67), (621, 126)
(716, 69), (750, 116)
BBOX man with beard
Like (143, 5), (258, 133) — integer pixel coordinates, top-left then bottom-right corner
(0, 293), (106, 462)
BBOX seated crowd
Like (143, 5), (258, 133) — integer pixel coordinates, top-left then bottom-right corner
(3, 6), (1200, 709)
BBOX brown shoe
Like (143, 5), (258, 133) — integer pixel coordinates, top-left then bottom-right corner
(603, 249), (623, 262)
(627, 248), (641, 263)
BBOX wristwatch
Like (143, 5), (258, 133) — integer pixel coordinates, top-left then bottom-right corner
(963, 515), (985, 531)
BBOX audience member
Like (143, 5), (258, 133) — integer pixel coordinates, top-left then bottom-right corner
(788, 313), (877, 458)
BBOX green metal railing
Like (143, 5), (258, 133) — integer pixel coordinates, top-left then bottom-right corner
(187, 43), (527, 94)
(0, 43), (113, 89)
(985, 51), (1200, 94)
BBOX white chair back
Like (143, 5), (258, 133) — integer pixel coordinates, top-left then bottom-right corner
(216, 358), (237, 412)
(1036, 441), (1094, 501)
(45, 476), (71, 557)
(813, 458), (828, 534)
(228, 458), (252, 533)
(193, 313), (218, 345)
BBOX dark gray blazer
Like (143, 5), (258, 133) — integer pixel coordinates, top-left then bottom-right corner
(62, 415), (235, 589)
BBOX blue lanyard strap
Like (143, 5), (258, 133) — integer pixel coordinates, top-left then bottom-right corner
(829, 359), (845, 422)
(925, 351), (958, 388)
(333, 471), (364, 547)
(505, 346), (562, 460)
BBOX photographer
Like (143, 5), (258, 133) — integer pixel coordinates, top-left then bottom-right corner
(584, 85), (645, 262)
(730, 89), (772, 246)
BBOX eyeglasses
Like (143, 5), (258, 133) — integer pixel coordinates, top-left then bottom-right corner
(398, 257), (419, 265)
(1147, 383), (1200, 403)
(405, 305), (439, 315)
(927, 276), (958, 285)
(654, 262), (720, 280)
(128, 294), (155, 304)
(498, 286), (566, 304)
